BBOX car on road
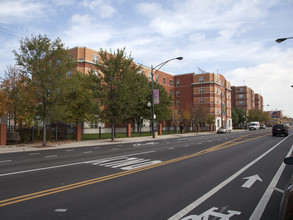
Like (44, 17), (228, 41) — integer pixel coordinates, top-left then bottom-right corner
(280, 157), (293, 220)
(260, 124), (266, 129)
(272, 124), (288, 137)
(249, 121), (260, 130)
(217, 126), (232, 134)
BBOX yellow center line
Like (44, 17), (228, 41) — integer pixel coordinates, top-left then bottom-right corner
(0, 133), (268, 207)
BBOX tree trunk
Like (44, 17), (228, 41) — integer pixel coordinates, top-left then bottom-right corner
(111, 121), (115, 141)
(42, 119), (46, 146)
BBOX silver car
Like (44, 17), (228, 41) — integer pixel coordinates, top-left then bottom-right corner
(217, 126), (231, 134)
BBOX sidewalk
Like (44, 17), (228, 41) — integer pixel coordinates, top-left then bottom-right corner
(0, 132), (214, 154)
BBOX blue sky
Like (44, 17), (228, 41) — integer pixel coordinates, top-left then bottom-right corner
(0, 0), (293, 117)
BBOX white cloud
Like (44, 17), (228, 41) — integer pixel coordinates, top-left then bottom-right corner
(81, 0), (116, 18)
(62, 14), (114, 48)
(50, 0), (75, 6)
(229, 50), (293, 116)
(0, 0), (47, 24)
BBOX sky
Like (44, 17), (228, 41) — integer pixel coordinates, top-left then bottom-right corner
(0, 0), (292, 117)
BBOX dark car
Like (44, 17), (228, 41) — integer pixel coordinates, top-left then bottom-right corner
(272, 124), (288, 137)
(280, 157), (293, 219)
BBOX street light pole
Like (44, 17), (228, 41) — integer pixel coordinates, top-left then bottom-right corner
(150, 57), (183, 138)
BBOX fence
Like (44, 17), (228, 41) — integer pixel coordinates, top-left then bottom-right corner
(6, 124), (215, 144)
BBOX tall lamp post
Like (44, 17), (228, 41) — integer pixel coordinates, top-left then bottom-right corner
(150, 57), (183, 138)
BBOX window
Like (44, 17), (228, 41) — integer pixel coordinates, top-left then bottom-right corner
(156, 75), (159, 82)
(176, 80), (180, 87)
(239, 101), (243, 106)
(200, 97), (204, 104)
(170, 79), (173, 86)
(177, 100), (180, 106)
(149, 72), (152, 80)
(238, 88), (243, 92)
(67, 71), (72, 77)
(93, 54), (98, 63)
(176, 91), (180, 97)
(199, 88), (204, 94)
(163, 77), (166, 84)
(199, 77), (204, 83)
(90, 121), (99, 128)
(170, 90), (173, 96)
(239, 94), (243, 99)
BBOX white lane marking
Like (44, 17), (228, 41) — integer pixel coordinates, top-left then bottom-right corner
(65, 149), (74, 152)
(83, 151), (93, 154)
(169, 133), (293, 220)
(184, 145), (190, 147)
(0, 160), (12, 163)
(249, 143), (293, 220)
(197, 143), (202, 145)
(275, 187), (285, 194)
(0, 151), (155, 177)
(45, 155), (58, 158)
(28, 153), (40, 155)
(169, 147), (175, 150)
(88, 156), (162, 170)
(54, 209), (68, 212)
(121, 160), (161, 170)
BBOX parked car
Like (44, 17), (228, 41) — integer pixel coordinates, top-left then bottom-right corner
(279, 157), (293, 219)
(260, 124), (266, 129)
(217, 126), (231, 134)
(249, 121), (260, 130)
(272, 124), (288, 137)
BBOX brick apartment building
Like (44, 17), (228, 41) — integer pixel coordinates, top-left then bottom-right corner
(69, 46), (233, 131)
(231, 86), (263, 114)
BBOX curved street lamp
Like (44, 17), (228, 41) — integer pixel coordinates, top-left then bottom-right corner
(150, 57), (183, 138)
(275, 37), (293, 43)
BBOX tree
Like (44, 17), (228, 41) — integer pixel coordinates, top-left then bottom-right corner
(152, 82), (173, 122)
(0, 89), (8, 118)
(61, 72), (101, 125)
(173, 106), (182, 134)
(248, 109), (270, 124)
(232, 108), (245, 127)
(95, 48), (142, 141)
(0, 66), (36, 128)
(13, 34), (76, 146)
(189, 104), (208, 127)
(127, 73), (151, 133)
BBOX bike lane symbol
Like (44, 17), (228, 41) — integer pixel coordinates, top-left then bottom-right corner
(181, 207), (241, 220)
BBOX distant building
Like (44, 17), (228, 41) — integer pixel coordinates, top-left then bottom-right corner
(231, 86), (255, 114)
(254, 93), (264, 111)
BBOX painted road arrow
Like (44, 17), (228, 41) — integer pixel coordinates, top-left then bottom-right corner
(242, 175), (263, 188)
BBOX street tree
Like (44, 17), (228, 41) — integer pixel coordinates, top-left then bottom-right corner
(95, 48), (141, 141)
(13, 34), (76, 146)
(61, 72), (101, 127)
(152, 82), (173, 122)
(0, 66), (36, 127)
(128, 73), (151, 132)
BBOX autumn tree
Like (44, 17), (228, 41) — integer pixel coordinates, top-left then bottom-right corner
(13, 34), (76, 146)
(0, 66), (36, 128)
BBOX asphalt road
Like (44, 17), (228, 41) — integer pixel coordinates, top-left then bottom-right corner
(0, 129), (292, 220)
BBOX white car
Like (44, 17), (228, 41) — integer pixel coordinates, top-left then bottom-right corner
(217, 127), (232, 134)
